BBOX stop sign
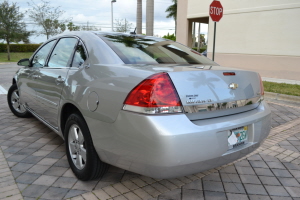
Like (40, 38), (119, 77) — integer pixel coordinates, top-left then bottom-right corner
(209, 1), (223, 22)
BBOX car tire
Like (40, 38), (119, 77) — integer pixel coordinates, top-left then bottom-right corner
(7, 84), (32, 118)
(65, 112), (108, 181)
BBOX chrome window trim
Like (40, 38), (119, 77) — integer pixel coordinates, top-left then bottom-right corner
(30, 36), (89, 70)
(30, 39), (57, 68)
(46, 37), (81, 69)
(55, 35), (89, 59)
(70, 39), (89, 68)
(183, 96), (263, 114)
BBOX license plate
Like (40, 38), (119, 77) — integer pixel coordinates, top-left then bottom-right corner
(228, 126), (248, 149)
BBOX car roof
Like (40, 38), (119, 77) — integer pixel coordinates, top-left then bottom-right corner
(53, 31), (166, 42)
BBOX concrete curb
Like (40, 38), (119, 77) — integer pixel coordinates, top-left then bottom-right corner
(265, 91), (300, 103)
(262, 77), (300, 85)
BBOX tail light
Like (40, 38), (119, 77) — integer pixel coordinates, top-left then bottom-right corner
(223, 72), (236, 76)
(123, 73), (183, 114)
(258, 74), (264, 96)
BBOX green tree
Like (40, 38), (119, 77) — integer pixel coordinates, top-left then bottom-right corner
(114, 19), (132, 33)
(165, 0), (177, 35)
(27, 0), (70, 39)
(0, 1), (31, 60)
(162, 33), (176, 41)
(67, 22), (80, 31)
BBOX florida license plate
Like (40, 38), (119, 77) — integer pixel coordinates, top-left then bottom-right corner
(228, 126), (248, 149)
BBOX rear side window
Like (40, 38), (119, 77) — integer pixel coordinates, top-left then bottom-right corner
(98, 34), (217, 65)
(72, 42), (87, 67)
(48, 38), (78, 68)
(32, 40), (56, 68)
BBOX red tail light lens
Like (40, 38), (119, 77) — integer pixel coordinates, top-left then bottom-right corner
(123, 73), (183, 114)
(258, 74), (264, 95)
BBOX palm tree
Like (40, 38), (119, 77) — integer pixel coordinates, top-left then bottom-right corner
(165, 0), (177, 35)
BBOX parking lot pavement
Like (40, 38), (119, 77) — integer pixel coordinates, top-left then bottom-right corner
(1, 94), (300, 200)
(0, 63), (21, 92)
(268, 100), (300, 128)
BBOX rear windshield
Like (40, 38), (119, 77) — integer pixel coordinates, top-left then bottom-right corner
(97, 34), (218, 65)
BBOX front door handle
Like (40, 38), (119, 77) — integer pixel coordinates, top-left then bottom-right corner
(56, 76), (65, 84)
(32, 75), (40, 79)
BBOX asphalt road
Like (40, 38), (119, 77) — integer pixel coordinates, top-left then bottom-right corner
(0, 62), (21, 92)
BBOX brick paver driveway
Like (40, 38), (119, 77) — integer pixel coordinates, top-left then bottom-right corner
(1, 64), (300, 200)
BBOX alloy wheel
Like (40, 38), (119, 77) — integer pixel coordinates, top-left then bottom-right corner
(10, 89), (26, 114)
(68, 124), (87, 170)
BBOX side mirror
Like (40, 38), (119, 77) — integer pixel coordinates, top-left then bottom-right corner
(17, 58), (30, 67)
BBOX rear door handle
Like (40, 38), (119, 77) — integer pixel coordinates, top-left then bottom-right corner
(32, 75), (40, 79)
(56, 76), (65, 84)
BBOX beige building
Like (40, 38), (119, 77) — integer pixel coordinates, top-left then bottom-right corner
(177, 0), (300, 80)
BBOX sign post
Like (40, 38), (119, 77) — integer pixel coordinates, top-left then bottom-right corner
(209, 0), (223, 61)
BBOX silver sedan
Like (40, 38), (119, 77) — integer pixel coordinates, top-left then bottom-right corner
(7, 32), (271, 180)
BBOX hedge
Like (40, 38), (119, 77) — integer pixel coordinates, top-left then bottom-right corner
(192, 47), (207, 53)
(0, 44), (41, 53)
(0, 43), (207, 53)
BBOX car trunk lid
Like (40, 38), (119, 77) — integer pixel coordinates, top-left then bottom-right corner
(167, 69), (263, 120)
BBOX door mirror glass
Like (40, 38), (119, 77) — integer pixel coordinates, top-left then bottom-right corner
(17, 58), (30, 66)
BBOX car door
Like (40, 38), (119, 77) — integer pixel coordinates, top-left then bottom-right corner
(19, 40), (56, 112)
(34, 37), (79, 129)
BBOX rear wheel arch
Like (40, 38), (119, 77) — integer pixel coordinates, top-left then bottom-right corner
(60, 103), (82, 136)
(61, 103), (109, 180)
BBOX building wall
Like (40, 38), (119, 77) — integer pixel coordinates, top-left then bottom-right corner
(177, 0), (300, 80)
(176, 0), (189, 45)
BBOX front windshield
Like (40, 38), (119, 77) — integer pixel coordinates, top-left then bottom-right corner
(98, 33), (218, 65)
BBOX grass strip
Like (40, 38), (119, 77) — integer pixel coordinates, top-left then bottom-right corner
(0, 52), (33, 62)
(264, 81), (300, 97)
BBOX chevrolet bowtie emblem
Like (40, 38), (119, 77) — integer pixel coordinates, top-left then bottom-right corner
(229, 83), (238, 90)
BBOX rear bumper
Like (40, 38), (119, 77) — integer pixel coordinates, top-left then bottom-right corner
(90, 101), (271, 179)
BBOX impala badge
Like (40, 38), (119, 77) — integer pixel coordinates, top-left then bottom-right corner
(229, 83), (238, 90)
(186, 94), (212, 104)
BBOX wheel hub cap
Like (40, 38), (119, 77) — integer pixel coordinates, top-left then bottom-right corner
(11, 89), (26, 113)
(68, 124), (86, 170)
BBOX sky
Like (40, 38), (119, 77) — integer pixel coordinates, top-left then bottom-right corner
(14, 0), (208, 44)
